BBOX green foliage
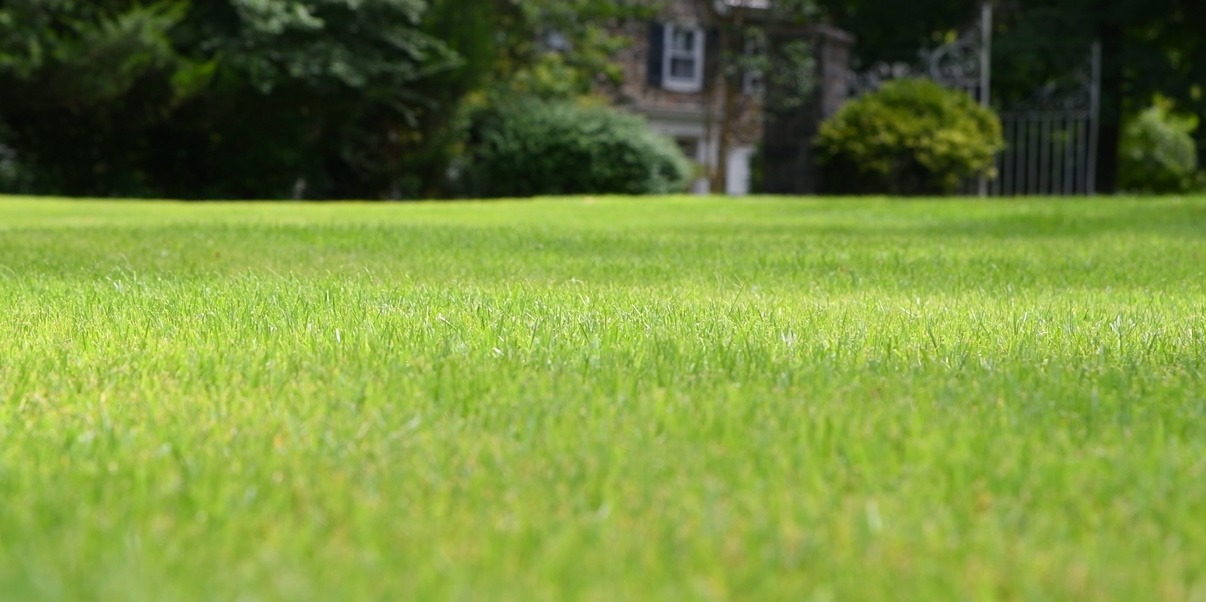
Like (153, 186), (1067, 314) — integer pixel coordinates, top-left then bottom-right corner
(192, 0), (452, 99)
(709, 1), (821, 108)
(818, 0), (975, 65)
(0, 0), (188, 110)
(1119, 99), (1201, 194)
(0, 0), (651, 199)
(0, 1), (194, 195)
(815, 79), (1004, 195)
(158, 0), (463, 199)
(475, 0), (653, 99)
(462, 99), (692, 197)
(0, 0), (458, 199)
(400, 0), (648, 198)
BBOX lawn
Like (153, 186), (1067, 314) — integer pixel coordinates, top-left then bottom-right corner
(0, 195), (1203, 601)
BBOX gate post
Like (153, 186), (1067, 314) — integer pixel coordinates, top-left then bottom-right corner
(978, 2), (993, 197)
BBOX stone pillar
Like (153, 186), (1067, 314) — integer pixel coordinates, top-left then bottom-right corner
(761, 24), (855, 194)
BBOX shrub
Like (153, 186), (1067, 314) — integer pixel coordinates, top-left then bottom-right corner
(815, 78), (1004, 195)
(1119, 99), (1200, 194)
(462, 99), (692, 197)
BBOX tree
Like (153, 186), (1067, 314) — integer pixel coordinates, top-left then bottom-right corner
(0, 1), (196, 195)
(473, 0), (654, 99)
(0, 1), (707, 199)
(153, 0), (461, 199)
(817, 0), (974, 65)
(0, 0), (460, 199)
(418, 0), (656, 196)
(383, 0), (639, 197)
(691, 0), (820, 192)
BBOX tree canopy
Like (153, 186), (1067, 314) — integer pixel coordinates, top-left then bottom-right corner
(0, 0), (647, 199)
(0, 0), (464, 198)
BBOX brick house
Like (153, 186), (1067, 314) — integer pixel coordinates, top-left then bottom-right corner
(608, 0), (854, 195)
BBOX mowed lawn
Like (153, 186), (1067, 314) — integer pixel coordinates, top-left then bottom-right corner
(0, 195), (1203, 601)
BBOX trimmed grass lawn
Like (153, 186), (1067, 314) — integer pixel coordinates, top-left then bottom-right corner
(0, 195), (1203, 601)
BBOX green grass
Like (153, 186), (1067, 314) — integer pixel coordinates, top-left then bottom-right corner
(0, 195), (1203, 601)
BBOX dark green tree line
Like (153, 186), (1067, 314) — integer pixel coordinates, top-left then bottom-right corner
(0, 0), (464, 198)
(0, 0), (649, 199)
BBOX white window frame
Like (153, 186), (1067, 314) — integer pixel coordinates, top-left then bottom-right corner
(662, 23), (705, 93)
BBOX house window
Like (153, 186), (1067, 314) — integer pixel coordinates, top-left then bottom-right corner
(663, 24), (704, 93)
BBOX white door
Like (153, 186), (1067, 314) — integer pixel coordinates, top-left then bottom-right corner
(725, 147), (754, 196)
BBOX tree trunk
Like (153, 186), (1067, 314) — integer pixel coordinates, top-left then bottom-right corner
(699, 0), (743, 195)
(711, 27), (738, 194)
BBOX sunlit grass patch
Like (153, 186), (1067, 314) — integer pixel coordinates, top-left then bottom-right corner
(0, 195), (1203, 600)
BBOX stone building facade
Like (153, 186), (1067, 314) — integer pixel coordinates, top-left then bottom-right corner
(607, 0), (854, 195)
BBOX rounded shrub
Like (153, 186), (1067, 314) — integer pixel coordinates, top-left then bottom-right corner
(1119, 100), (1200, 194)
(463, 99), (692, 198)
(815, 78), (1004, 195)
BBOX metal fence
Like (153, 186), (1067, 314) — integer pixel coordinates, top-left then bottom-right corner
(991, 44), (1101, 196)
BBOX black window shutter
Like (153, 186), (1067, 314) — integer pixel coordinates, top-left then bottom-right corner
(647, 22), (664, 87)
